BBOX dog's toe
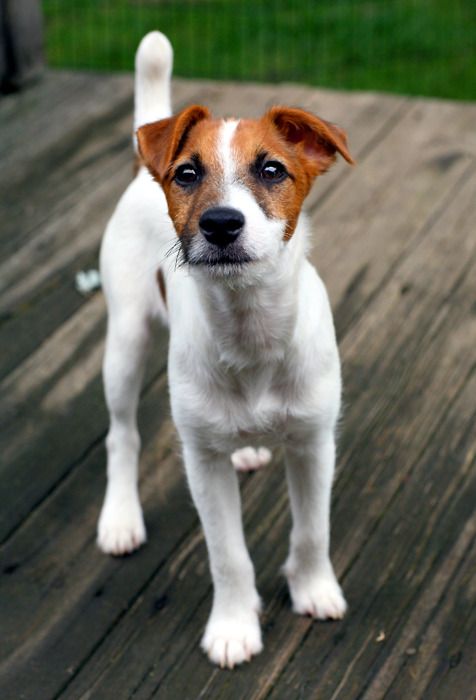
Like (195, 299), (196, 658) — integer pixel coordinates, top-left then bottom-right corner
(231, 446), (272, 472)
(288, 572), (347, 620)
(202, 612), (262, 669)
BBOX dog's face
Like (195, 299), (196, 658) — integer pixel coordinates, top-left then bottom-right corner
(138, 106), (353, 274)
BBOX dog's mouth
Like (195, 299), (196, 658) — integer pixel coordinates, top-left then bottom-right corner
(191, 253), (254, 268)
(182, 237), (254, 271)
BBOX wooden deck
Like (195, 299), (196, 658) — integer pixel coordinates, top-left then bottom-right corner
(1, 71), (475, 699)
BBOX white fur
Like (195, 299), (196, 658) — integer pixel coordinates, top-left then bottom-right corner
(218, 119), (239, 182)
(133, 31), (173, 152)
(231, 446), (272, 471)
(98, 31), (346, 669)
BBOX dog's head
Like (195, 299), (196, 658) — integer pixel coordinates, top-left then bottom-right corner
(137, 105), (354, 275)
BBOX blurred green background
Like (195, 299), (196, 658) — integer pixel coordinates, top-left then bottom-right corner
(43, 0), (475, 100)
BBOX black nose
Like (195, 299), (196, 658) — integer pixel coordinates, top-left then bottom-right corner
(199, 207), (245, 247)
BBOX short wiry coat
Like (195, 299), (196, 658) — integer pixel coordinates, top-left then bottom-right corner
(98, 31), (354, 669)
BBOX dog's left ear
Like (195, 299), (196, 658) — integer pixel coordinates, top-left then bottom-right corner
(266, 106), (355, 180)
(137, 104), (211, 182)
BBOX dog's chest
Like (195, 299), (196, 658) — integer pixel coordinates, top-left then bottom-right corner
(168, 267), (333, 445)
(191, 360), (298, 441)
(230, 375), (287, 430)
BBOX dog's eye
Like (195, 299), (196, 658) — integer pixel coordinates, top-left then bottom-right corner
(260, 161), (287, 183)
(174, 164), (200, 186)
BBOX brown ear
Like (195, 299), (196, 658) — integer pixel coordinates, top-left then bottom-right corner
(266, 106), (355, 179)
(137, 105), (211, 182)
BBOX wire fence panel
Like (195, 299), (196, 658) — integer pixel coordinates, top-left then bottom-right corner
(42, 0), (475, 100)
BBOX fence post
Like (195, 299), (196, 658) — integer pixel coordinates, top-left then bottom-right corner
(0, 0), (44, 92)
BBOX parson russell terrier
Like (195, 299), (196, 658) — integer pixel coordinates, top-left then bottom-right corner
(97, 31), (355, 668)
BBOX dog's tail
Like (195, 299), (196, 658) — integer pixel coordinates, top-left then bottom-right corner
(133, 31), (173, 154)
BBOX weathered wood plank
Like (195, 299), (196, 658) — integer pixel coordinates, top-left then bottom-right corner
(0, 386), (287, 697)
(0, 376), (182, 695)
(126, 171), (476, 699)
(419, 588), (476, 700)
(51, 164), (476, 698)
(0, 70), (73, 127)
(310, 98), (476, 337)
(0, 77), (202, 276)
(0, 303), (170, 548)
(0, 294), (110, 542)
(0, 159), (129, 380)
(264, 374), (476, 700)
(0, 72), (130, 178)
(221, 172), (476, 700)
(363, 527), (476, 699)
(62, 476), (291, 700)
(0, 80), (206, 381)
(1, 73), (475, 700)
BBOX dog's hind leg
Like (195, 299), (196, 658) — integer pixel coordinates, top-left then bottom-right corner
(97, 308), (150, 555)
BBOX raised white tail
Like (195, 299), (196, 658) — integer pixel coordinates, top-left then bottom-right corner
(133, 31), (173, 153)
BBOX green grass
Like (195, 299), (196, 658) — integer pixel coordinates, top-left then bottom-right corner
(42, 0), (476, 100)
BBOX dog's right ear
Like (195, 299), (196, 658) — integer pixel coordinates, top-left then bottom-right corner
(137, 105), (211, 182)
(266, 106), (354, 183)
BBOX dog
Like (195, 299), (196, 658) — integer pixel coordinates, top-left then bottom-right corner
(97, 31), (354, 669)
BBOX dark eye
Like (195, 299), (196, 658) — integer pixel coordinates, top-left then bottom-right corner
(174, 164), (200, 186)
(260, 160), (287, 183)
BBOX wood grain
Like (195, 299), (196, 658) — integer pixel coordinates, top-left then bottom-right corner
(0, 71), (475, 700)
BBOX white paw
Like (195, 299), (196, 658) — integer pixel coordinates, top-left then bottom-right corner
(97, 490), (146, 556)
(231, 446), (272, 472)
(288, 572), (347, 620)
(202, 611), (263, 669)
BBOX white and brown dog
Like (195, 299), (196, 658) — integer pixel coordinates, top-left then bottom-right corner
(97, 31), (354, 668)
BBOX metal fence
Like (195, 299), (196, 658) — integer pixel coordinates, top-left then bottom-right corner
(42, 0), (475, 100)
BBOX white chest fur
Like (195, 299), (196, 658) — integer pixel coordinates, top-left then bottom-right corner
(166, 250), (341, 451)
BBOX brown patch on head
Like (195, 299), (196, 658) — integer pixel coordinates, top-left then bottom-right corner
(230, 108), (354, 239)
(230, 118), (309, 239)
(137, 105), (211, 181)
(165, 119), (225, 237)
(267, 106), (354, 176)
(137, 103), (354, 248)
(137, 106), (228, 239)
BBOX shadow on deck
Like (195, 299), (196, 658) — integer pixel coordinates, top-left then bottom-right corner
(1, 71), (475, 699)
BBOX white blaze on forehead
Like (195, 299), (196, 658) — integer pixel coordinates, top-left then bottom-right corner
(218, 119), (239, 183)
(216, 118), (281, 243)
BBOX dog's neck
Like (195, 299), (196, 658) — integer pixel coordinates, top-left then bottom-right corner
(193, 219), (308, 370)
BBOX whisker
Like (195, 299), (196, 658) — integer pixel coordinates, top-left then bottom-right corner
(164, 239), (181, 259)
(159, 239), (182, 267)
(174, 244), (186, 271)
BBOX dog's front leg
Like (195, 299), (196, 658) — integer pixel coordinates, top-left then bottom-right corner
(182, 443), (262, 668)
(283, 429), (347, 620)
